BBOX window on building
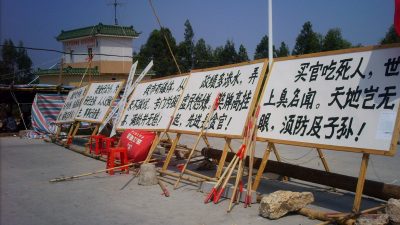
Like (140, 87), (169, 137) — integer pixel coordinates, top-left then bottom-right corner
(88, 48), (93, 60)
(69, 50), (74, 63)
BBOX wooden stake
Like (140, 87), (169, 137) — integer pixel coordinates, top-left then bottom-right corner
(145, 115), (175, 164)
(173, 132), (204, 189)
(70, 122), (81, 141)
(50, 162), (136, 183)
(352, 153), (369, 213)
(145, 131), (161, 163)
(55, 125), (62, 140)
(158, 169), (204, 184)
(157, 178), (170, 197)
(215, 139), (231, 178)
(202, 136), (211, 148)
(316, 148), (331, 173)
(92, 124), (100, 136)
(161, 133), (181, 171)
(213, 156), (240, 203)
(205, 154), (240, 203)
(245, 122), (258, 207)
(270, 143), (289, 181)
(252, 143), (272, 191)
(227, 109), (259, 212)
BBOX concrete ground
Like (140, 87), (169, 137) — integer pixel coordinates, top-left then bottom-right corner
(1, 136), (399, 225)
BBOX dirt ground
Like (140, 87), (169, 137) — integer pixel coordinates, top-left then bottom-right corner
(1, 136), (398, 225)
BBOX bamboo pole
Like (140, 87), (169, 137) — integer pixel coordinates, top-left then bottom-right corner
(215, 139), (231, 178)
(145, 131), (161, 163)
(252, 144), (272, 191)
(352, 153), (370, 213)
(157, 178), (170, 197)
(50, 162), (136, 183)
(316, 148), (331, 173)
(162, 133), (181, 171)
(204, 155), (240, 203)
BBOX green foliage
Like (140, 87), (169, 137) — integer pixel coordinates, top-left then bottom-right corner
(218, 40), (238, 65)
(193, 38), (214, 69)
(274, 42), (290, 57)
(177, 19), (195, 72)
(137, 28), (178, 77)
(380, 24), (400, 44)
(322, 28), (352, 51)
(254, 35), (271, 59)
(292, 21), (322, 55)
(237, 44), (249, 62)
(0, 39), (33, 84)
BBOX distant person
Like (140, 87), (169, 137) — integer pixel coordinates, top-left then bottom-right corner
(3, 112), (17, 132)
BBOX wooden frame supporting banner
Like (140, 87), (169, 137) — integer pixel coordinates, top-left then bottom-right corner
(353, 153), (370, 213)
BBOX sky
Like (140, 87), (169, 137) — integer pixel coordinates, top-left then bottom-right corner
(0, 0), (396, 70)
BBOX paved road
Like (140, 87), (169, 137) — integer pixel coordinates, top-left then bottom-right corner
(0, 136), (397, 225)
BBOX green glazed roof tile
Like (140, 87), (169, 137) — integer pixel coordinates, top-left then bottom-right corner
(57, 23), (140, 41)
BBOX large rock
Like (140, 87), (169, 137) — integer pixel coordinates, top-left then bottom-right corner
(259, 190), (314, 219)
(355, 214), (389, 225)
(387, 198), (400, 225)
(138, 163), (158, 186)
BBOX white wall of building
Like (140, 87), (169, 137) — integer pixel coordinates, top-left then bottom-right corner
(98, 36), (132, 62)
(62, 36), (133, 64)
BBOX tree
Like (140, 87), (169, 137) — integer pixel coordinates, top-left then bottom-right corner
(380, 24), (400, 44)
(177, 19), (195, 72)
(137, 28), (178, 77)
(254, 35), (268, 60)
(237, 44), (249, 62)
(254, 35), (276, 59)
(274, 42), (290, 57)
(322, 28), (352, 51)
(292, 21), (322, 55)
(193, 38), (214, 69)
(0, 39), (32, 84)
(218, 40), (238, 65)
(213, 46), (224, 66)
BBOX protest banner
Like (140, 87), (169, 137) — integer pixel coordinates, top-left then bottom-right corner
(163, 59), (268, 181)
(71, 81), (124, 137)
(253, 44), (400, 212)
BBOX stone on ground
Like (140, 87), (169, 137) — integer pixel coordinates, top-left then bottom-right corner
(259, 190), (314, 219)
(138, 163), (158, 186)
(355, 214), (389, 225)
(387, 198), (400, 225)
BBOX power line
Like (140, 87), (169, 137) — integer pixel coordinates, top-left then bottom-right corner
(0, 45), (133, 58)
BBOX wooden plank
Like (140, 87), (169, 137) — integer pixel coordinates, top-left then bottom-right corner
(316, 148), (331, 172)
(352, 153), (369, 213)
(161, 133), (181, 171)
(252, 144), (272, 191)
(144, 131), (161, 163)
(215, 139), (230, 178)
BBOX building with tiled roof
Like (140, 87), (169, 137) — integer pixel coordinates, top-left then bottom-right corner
(37, 23), (152, 86)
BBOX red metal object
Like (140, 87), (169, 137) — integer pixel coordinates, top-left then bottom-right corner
(106, 147), (129, 175)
